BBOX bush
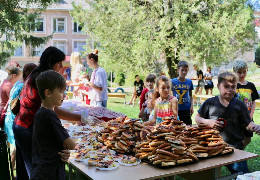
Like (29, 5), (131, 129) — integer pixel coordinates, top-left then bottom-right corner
(114, 72), (125, 86)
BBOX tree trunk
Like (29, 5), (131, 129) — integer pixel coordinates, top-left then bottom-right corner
(165, 48), (179, 79)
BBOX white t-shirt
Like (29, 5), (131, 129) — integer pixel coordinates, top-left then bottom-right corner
(89, 67), (108, 101)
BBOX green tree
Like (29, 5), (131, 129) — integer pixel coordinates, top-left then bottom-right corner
(0, 0), (57, 67)
(256, 46), (260, 66)
(71, 0), (255, 78)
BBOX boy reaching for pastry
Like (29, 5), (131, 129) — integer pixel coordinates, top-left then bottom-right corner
(31, 70), (76, 180)
(195, 71), (260, 174)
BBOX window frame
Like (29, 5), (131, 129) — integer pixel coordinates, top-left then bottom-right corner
(34, 15), (46, 33)
(72, 21), (83, 34)
(51, 16), (67, 34)
(52, 39), (67, 55)
(72, 39), (87, 54)
(13, 42), (25, 57)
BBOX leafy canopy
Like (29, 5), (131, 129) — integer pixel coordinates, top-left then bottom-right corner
(0, 0), (57, 67)
(71, 0), (255, 78)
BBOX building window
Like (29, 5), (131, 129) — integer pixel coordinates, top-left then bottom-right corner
(13, 46), (23, 57)
(35, 17), (44, 32)
(73, 22), (82, 33)
(54, 41), (66, 54)
(32, 44), (45, 56)
(74, 41), (86, 54)
(53, 18), (65, 33)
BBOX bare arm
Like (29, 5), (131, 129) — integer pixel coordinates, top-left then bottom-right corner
(171, 97), (178, 117)
(195, 113), (223, 129)
(63, 137), (76, 150)
(54, 106), (81, 121)
(246, 122), (260, 135)
(189, 90), (194, 114)
(139, 106), (146, 120)
(87, 82), (102, 92)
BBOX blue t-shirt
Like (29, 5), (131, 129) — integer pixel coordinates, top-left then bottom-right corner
(171, 78), (193, 110)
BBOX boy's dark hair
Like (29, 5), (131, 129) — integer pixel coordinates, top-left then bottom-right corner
(218, 71), (238, 84)
(177, 61), (189, 69)
(146, 74), (156, 83)
(135, 75), (139, 78)
(36, 70), (66, 100)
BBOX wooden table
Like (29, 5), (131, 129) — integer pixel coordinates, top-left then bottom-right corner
(68, 149), (258, 180)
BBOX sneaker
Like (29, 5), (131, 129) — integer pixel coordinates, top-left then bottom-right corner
(126, 102), (132, 105)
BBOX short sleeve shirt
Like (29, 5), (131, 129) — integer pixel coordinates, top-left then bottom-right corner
(171, 78), (193, 111)
(204, 72), (213, 85)
(198, 96), (252, 149)
(134, 80), (144, 95)
(31, 107), (70, 180)
(89, 67), (108, 101)
(236, 82), (260, 112)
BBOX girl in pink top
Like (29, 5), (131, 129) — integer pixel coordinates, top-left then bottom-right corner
(144, 76), (178, 125)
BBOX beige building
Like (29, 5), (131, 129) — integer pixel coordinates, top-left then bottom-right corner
(10, 0), (90, 67)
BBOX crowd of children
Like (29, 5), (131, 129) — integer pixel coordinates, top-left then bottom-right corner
(1, 55), (260, 179)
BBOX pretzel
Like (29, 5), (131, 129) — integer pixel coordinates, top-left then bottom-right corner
(198, 134), (212, 138)
(195, 153), (208, 157)
(149, 141), (166, 147)
(157, 154), (176, 160)
(167, 139), (185, 146)
(117, 141), (129, 151)
(161, 146), (172, 151)
(135, 153), (147, 158)
(151, 142), (170, 154)
(170, 143), (186, 150)
(208, 148), (224, 156)
(161, 161), (176, 166)
(208, 141), (224, 147)
(172, 148), (186, 155)
(221, 149), (233, 155)
(206, 138), (222, 141)
(156, 149), (179, 158)
(177, 159), (193, 164)
(184, 141), (199, 145)
(186, 150), (199, 161)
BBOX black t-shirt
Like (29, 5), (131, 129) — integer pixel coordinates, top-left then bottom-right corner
(198, 96), (252, 149)
(236, 81), (260, 112)
(31, 107), (70, 180)
(134, 80), (144, 94)
(197, 70), (204, 79)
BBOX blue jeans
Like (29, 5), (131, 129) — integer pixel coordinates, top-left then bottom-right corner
(226, 160), (249, 174)
(91, 100), (107, 108)
(13, 124), (33, 180)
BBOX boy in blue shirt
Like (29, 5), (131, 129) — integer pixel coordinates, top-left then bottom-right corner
(31, 70), (76, 180)
(171, 61), (194, 125)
